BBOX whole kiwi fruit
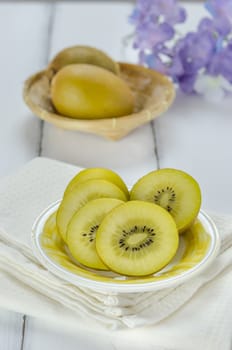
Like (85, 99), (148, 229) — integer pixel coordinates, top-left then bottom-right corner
(48, 45), (120, 75)
(51, 64), (134, 119)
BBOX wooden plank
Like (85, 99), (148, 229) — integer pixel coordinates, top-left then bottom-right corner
(49, 1), (134, 60)
(41, 123), (157, 185)
(0, 309), (23, 350)
(0, 1), (56, 349)
(0, 2), (52, 178)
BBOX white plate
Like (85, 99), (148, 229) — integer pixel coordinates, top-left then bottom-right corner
(32, 200), (220, 293)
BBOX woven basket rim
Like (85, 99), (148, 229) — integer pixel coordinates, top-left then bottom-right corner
(23, 62), (176, 139)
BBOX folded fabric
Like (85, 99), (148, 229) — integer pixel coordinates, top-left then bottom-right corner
(0, 158), (231, 339)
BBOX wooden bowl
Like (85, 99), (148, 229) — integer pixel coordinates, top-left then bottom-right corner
(23, 62), (175, 140)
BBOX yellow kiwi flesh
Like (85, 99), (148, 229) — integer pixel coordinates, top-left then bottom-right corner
(96, 201), (179, 276)
(48, 45), (120, 75)
(64, 168), (129, 199)
(67, 198), (124, 270)
(56, 179), (127, 241)
(130, 168), (201, 233)
(51, 64), (134, 119)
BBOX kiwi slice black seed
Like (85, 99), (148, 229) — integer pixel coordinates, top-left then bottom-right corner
(96, 201), (179, 276)
(66, 198), (124, 270)
(56, 179), (127, 241)
(130, 168), (201, 233)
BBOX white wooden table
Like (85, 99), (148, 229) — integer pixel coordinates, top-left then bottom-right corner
(0, 1), (232, 349)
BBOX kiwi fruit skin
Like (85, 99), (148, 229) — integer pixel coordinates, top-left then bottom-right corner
(48, 45), (120, 75)
(51, 64), (134, 119)
(66, 198), (124, 270)
(56, 178), (127, 241)
(64, 168), (129, 199)
(130, 168), (201, 233)
(96, 200), (179, 277)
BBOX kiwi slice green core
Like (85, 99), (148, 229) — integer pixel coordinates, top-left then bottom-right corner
(96, 201), (179, 276)
(67, 198), (124, 270)
(56, 179), (127, 241)
(130, 168), (201, 233)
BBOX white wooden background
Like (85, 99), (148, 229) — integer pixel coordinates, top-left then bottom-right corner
(0, 1), (232, 349)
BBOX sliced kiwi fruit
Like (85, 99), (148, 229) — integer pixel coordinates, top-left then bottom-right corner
(67, 198), (124, 270)
(96, 201), (179, 276)
(64, 168), (129, 199)
(130, 168), (201, 233)
(48, 45), (119, 75)
(56, 179), (127, 241)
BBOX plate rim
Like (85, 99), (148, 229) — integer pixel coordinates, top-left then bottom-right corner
(31, 200), (221, 293)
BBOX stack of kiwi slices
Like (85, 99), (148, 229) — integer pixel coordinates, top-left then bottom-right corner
(55, 167), (201, 277)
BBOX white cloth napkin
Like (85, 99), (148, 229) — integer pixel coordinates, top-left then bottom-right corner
(0, 158), (231, 341)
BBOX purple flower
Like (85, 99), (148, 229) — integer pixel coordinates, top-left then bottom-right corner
(129, 2), (157, 27)
(208, 46), (232, 83)
(205, 0), (232, 25)
(166, 30), (217, 92)
(129, 0), (232, 95)
(148, 0), (186, 25)
(139, 51), (168, 73)
(130, 0), (187, 52)
(167, 54), (184, 77)
(178, 74), (198, 94)
(198, 17), (231, 37)
(130, 0), (186, 26)
(134, 22), (174, 50)
(174, 32), (216, 74)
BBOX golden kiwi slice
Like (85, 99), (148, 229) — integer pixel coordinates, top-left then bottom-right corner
(67, 198), (124, 270)
(130, 168), (201, 233)
(64, 167), (129, 199)
(96, 201), (179, 276)
(48, 45), (119, 75)
(56, 179), (127, 241)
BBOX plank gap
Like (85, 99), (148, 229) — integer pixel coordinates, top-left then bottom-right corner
(38, 1), (57, 156)
(20, 315), (27, 350)
(150, 121), (160, 169)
